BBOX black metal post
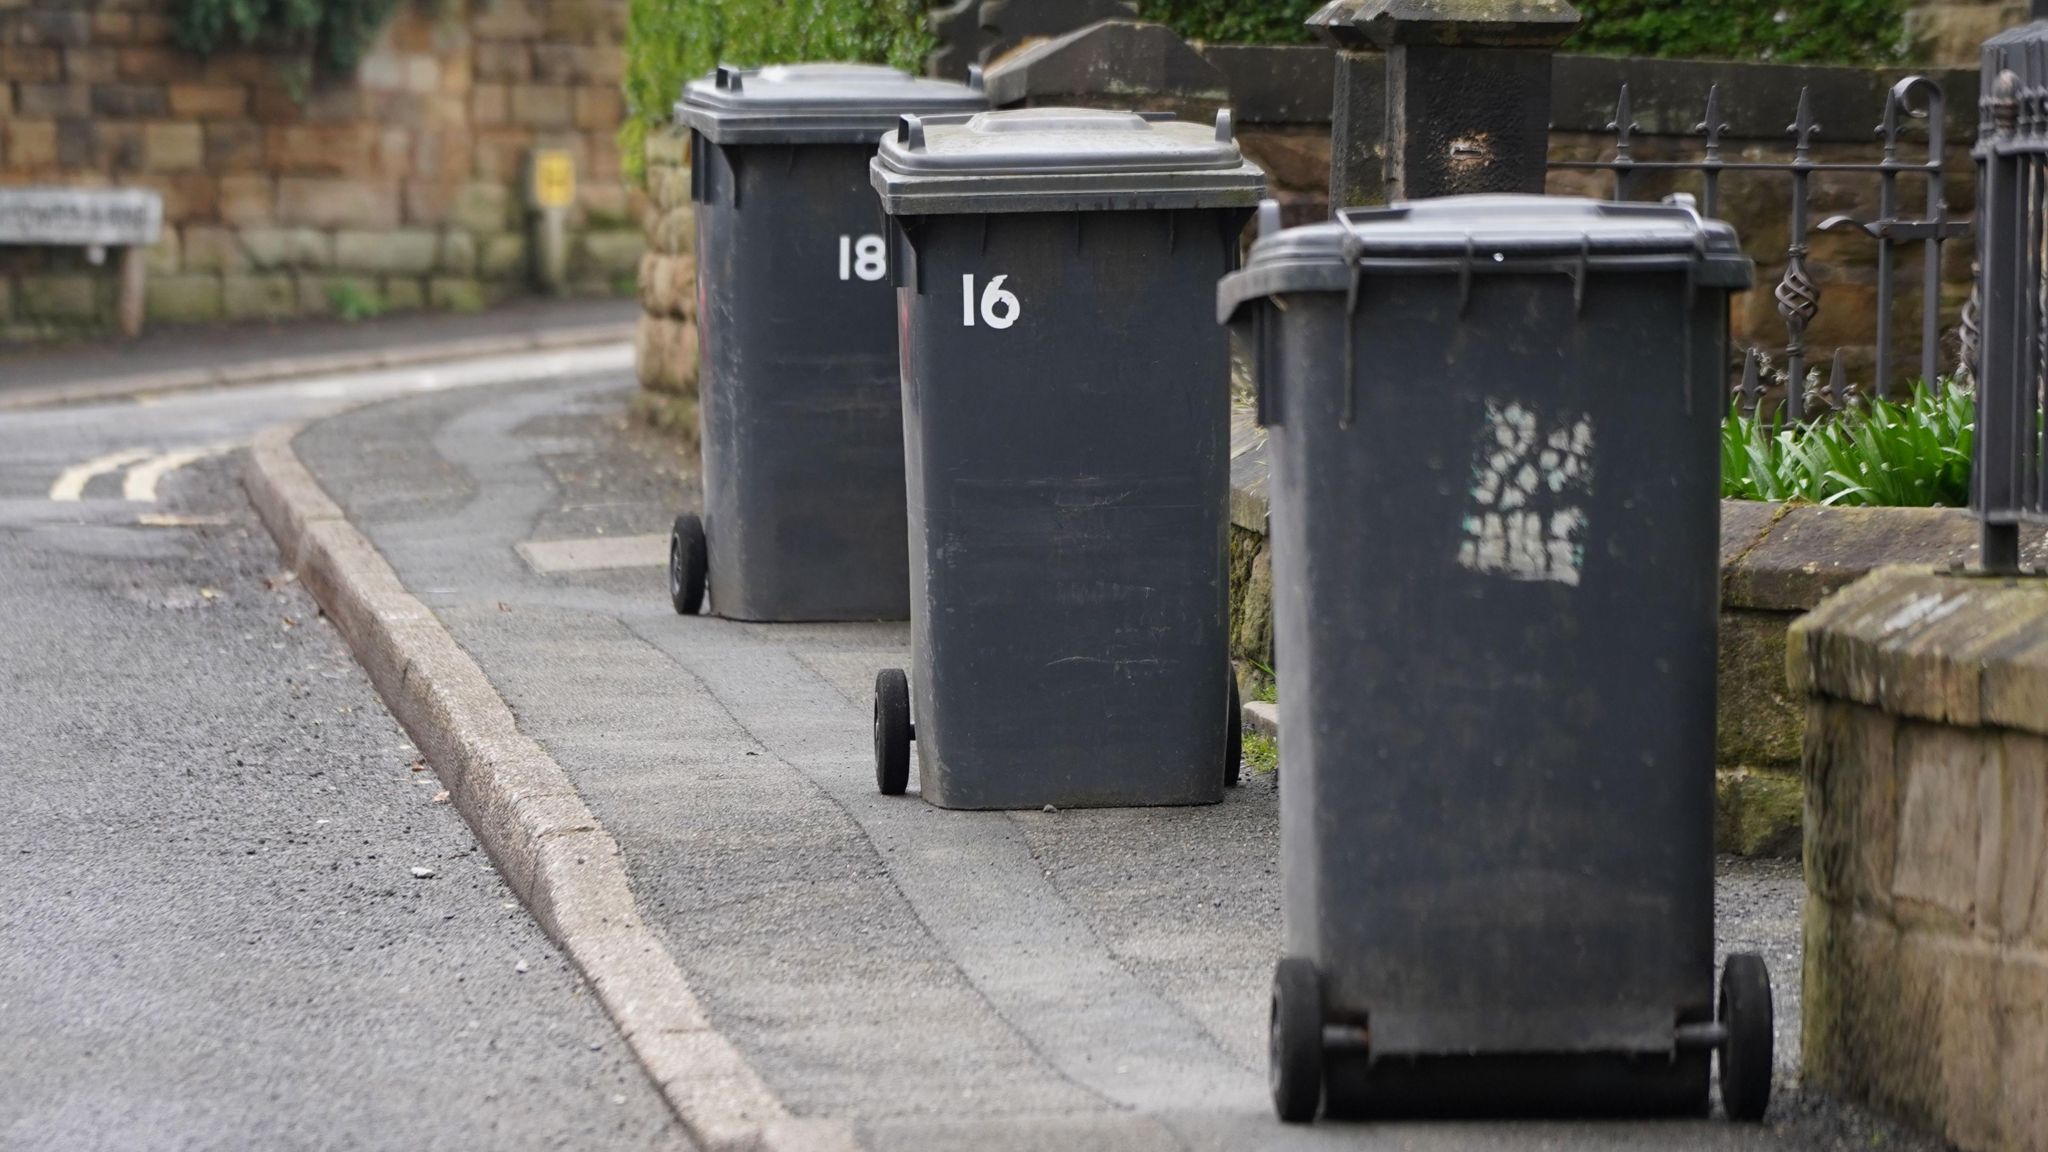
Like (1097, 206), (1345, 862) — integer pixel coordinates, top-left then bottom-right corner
(1309, 0), (1580, 205)
(1975, 40), (2032, 573)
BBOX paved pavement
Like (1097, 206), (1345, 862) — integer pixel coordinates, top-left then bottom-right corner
(290, 372), (1951, 1152)
(0, 346), (689, 1149)
(0, 298), (637, 403)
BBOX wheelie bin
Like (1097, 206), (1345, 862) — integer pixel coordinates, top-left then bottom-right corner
(667, 63), (985, 621)
(1216, 195), (1775, 1122)
(867, 107), (1265, 809)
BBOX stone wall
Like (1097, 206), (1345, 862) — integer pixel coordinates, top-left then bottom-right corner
(1792, 567), (2048, 1152)
(0, 0), (642, 340)
(633, 131), (695, 444)
(1909, 1), (2033, 65)
(1195, 44), (1988, 387)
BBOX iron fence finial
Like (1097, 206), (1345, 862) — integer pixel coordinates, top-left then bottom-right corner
(1790, 87), (1820, 160)
(1609, 85), (1638, 161)
(1993, 70), (2020, 136)
(1695, 85), (1727, 161)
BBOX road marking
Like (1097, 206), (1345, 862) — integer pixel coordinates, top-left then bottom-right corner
(136, 513), (232, 528)
(122, 445), (232, 502)
(49, 443), (238, 503)
(49, 447), (152, 501)
(515, 533), (667, 574)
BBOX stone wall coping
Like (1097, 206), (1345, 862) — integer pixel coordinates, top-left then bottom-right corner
(1790, 566), (2048, 737)
(1192, 42), (1978, 142)
(1228, 406), (2048, 613)
(985, 20), (1231, 110)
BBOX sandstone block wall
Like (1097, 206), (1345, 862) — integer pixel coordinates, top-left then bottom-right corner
(632, 131), (695, 444)
(0, 0), (642, 339)
(1909, 1), (2032, 65)
(1793, 567), (2048, 1152)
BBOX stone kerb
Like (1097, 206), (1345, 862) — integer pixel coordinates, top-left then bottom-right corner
(1791, 566), (2048, 1152)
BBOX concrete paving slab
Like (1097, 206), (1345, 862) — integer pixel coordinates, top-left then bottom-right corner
(517, 533), (668, 574)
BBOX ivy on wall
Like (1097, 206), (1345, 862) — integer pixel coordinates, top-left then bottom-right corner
(1569, 0), (1907, 65)
(173, 0), (403, 72)
(1138, 0), (1907, 63)
(1138, 0), (1319, 45)
(622, 0), (931, 180)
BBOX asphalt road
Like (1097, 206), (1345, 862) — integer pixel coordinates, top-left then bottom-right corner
(0, 351), (689, 1150)
(290, 373), (1954, 1152)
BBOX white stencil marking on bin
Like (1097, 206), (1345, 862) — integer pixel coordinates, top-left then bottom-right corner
(1457, 401), (1594, 587)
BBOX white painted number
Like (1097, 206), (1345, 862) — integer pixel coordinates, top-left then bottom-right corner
(838, 234), (886, 282)
(960, 273), (1020, 330)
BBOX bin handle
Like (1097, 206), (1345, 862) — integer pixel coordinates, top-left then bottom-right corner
(714, 64), (743, 93)
(1341, 262), (1362, 430)
(1251, 304), (1279, 428)
(1457, 236), (1476, 317)
(1567, 236), (1587, 315)
(687, 129), (703, 205)
(897, 115), (927, 151)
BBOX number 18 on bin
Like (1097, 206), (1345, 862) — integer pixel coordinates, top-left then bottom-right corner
(839, 235), (886, 282)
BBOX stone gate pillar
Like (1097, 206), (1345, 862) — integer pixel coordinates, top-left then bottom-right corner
(1309, 0), (1581, 205)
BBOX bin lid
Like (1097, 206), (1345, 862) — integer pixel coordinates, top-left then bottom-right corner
(871, 107), (1267, 216)
(1218, 194), (1752, 322)
(678, 63), (987, 146)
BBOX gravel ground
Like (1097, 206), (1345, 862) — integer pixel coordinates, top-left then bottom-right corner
(0, 454), (689, 1151)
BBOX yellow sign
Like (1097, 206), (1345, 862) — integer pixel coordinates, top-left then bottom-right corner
(532, 150), (576, 210)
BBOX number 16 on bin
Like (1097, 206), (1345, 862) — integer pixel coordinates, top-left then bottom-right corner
(962, 274), (1020, 330)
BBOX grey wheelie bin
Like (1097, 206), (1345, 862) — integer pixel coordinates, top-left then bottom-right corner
(666, 63), (985, 621)
(1217, 195), (1775, 1123)
(867, 107), (1265, 809)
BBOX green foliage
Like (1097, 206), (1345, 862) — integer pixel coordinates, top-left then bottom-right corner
(1139, 0), (1319, 46)
(1721, 381), (1974, 508)
(1245, 658), (1277, 703)
(622, 0), (932, 181)
(1242, 730), (1279, 776)
(1569, 0), (1907, 65)
(326, 280), (385, 322)
(1140, 0), (1906, 62)
(173, 0), (402, 73)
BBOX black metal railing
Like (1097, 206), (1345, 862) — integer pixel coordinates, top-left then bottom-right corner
(1554, 79), (1972, 420)
(1974, 9), (2048, 571)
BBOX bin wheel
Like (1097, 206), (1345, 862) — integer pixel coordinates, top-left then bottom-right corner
(668, 513), (707, 616)
(1718, 952), (1774, 1123)
(874, 668), (912, 796)
(1269, 956), (1324, 1124)
(1224, 675), (1242, 788)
